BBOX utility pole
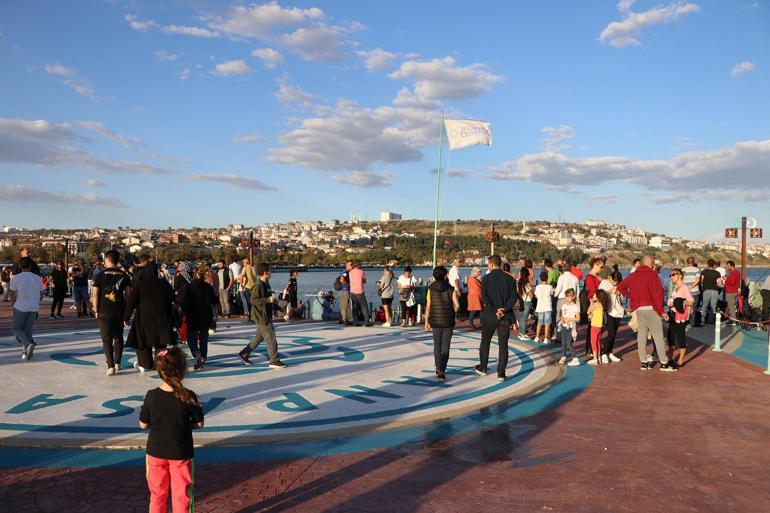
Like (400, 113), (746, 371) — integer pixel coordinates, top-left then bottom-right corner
(249, 231), (254, 264)
(741, 216), (747, 289)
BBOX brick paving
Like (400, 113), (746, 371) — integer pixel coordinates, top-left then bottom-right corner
(2, 302), (770, 512)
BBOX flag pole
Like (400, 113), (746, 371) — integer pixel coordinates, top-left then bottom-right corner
(432, 112), (445, 268)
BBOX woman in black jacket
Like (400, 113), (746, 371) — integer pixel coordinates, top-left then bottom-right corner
(424, 266), (460, 381)
(124, 262), (176, 371)
(50, 260), (68, 318)
(181, 265), (218, 371)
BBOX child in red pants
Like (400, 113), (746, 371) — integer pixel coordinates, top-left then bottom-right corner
(140, 347), (204, 513)
(587, 290), (611, 366)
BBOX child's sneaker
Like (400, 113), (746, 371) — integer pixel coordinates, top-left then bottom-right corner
(587, 358), (599, 366)
(106, 367), (115, 376)
(568, 358), (581, 366)
(558, 356), (567, 364)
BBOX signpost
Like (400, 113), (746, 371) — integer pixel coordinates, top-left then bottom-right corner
(725, 217), (764, 289)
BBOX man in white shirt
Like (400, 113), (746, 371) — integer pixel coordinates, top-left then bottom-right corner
(448, 259), (462, 297)
(681, 257), (701, 326)
(9, 257), (45, 361)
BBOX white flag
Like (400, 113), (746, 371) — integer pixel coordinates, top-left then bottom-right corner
(443, 118), (492, 151)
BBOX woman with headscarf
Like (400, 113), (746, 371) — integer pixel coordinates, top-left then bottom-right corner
(181, 264), (218, 371)
(466, 266), (482, 329)
(125, 262), (176, 372)
(174, 262), (192, 343)
(377, 261), (396, 327)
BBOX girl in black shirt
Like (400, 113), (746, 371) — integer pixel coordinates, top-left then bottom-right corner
(140, 346), (204, 513)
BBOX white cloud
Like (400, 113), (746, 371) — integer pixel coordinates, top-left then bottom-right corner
(392, 88), (441, 110)
(540, 125), (575, 149)
(232, 134), (269, 143)
(333, 171), (392, 188)
(125, 15), (219, 38)
(44, 63), (76, 76)
(429, 168), (469, 178)
(0, 186), (127, 207)
(586, 194), (618, 204)
(268, 98), (437, 172)
(275, 81), (314, 107)
(44, 63), (97, 100)
(208, 2), (324, 40)
(212, 60), (251, 76)
(84, 179), (106, 187)
(0, 118), (175, 175)
(179, 68), (191, 80)
(79, 121), (144, 149)
(390, 56), (502, 100)
(599, 2), (699, 47)
(356, 48), (396, 71)
(185, 173), (277, 191)
(672, 136), (701, 152)
(251, 48), (284, 68)
(731, 61), (755, 77)
(485, 138), (770, 201)
(162, 25), (220, 38)
(280, 25), (346, 62)
(154, 50), (178, 62)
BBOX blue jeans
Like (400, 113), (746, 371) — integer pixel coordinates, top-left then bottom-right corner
(558, 325), (576, 359)
(12, 308), (36, 349)
(73, 285), (89, 314)
(701, 289), (719, 320)
(239, 290), (251, 316)
(537, 311), (552, 325)
(517, 301), (532, 334)
(187, 329), (209, 359)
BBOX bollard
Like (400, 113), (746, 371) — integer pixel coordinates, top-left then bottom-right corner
(764, 329), (770, 376)
(713, 312), (722, 352)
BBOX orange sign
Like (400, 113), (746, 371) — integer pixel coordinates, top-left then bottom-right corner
(725, 228), (738, 238)
(750, 228), (763, 238)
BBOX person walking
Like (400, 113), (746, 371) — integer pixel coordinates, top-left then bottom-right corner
(125, 262), (177, 372)
(556, 288), (581, 366)
(397, 266), (418, 327)
(617, 255), (676, 372)
(92, 250), (130, 375)
(425, 266), (460, 381)
(215, 259), (234, 319)
(598, 270), (624, 363)
(349, 262), (371, 326)
(181, 265), (218, 371)
(237, 262), (288, 368)
(667, 268), (695, 368)
(9, 257), (45, 361)
(516, 268), (534, 340)
(476, 255), (519, 381)
(139, 347), (204, 513)
(337, 260), (353, 326)
(467, 266), (483, 329)
(283, 269), (299, 322)
(50, 260), (68, 318)
(377, 262), (396, 327)
(71, 261), (92, 317)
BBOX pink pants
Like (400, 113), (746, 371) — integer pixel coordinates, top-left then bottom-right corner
(146, 454), (194, 513)
(590, 326), (603, 356)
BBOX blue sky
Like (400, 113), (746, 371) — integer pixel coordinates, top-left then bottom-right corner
(0, 0), (768, 240)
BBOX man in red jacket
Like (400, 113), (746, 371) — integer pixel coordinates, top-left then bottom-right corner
(723, 260), (741, 324)
(617, 255), (676, 372)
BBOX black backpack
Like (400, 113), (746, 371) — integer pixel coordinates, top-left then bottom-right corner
(333, 275), (344, 291)
(578, 278), (590, 315)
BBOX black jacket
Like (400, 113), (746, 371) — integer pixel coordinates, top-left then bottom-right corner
(181, 279), (217, 331)
(125, 264), (176, 349)
(428, 280), (456, 328)
(481, 269), (519, 322)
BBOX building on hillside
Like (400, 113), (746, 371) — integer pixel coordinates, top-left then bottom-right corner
(649, 236), (671, 250)
(380, 211), (402, 222)
(586, 219), (606, 227)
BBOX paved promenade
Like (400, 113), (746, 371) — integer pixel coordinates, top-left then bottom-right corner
(2, 300), (770, 512)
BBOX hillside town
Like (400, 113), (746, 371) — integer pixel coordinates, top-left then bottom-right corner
(1, 213), (768, 266)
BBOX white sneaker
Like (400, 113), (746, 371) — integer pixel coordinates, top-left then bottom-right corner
(608, 353), (621, 363)
(114, 364), (121, 373)
(382, 322), (391, 327)
(587, 358), (598, 366)
(106, 367), (115, 376)
(134, 362), (147, 373)
(407, 320), (413, 327)
(520, 335), (531, 341)
(601, 354), (609, 364)
(645, 354), (653, 363)
(558, 356), (567, 364)
(568, 358), (581, 366)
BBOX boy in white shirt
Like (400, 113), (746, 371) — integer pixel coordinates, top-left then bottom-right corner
(557, 289), (581, 366)
(534, 271), (554, 343)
